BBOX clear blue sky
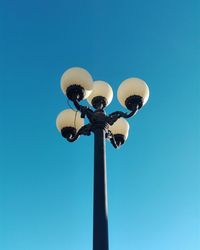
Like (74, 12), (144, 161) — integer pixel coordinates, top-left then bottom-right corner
(0, 0), (199, 249)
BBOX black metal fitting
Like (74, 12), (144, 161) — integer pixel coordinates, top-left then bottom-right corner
(61, 127), (76, 139)
(90, 110), (109, 131)
(113, 134), (125, 146)
(111, 134), (125, 148)
(125, 95), (143, 110)
(91, 96), (107, 110)
(66, 85), (85, 101)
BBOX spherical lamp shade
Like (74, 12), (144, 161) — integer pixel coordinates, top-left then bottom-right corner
(109, 118), (130, 146)
(60, 67), (93, 101)
(117, 78), (149, 110)
(56, 109), (84, 138)
(87, 81), (113, 109)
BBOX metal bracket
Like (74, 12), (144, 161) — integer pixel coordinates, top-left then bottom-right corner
(107, 106), (138, 126)
(65, 124), (92, 142)
(65, 100), (139, 148)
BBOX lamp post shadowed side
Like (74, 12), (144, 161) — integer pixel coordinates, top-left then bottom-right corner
(93, 128), (109, 250)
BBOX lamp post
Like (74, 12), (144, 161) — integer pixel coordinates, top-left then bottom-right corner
(56, 67), (150, 250)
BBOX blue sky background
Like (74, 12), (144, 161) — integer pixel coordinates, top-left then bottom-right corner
(0, 0), (199, 249)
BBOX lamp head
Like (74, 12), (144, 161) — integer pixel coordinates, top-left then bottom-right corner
(56, 109), (84, 138)
(61, 67), (93, 102)
(117, 78), (149, 110)
(87, 81), (113, 109)
(109, 118), (130, 147)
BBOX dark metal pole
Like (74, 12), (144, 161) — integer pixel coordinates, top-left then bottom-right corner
(93, 128), (109, 250)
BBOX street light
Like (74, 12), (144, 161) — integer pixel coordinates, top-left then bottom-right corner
(56, 67), (150, 250)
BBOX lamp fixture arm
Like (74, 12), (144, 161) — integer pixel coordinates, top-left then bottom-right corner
(66, 124), (92, 142)
(73, 100), (94, 120)
(107, 106), (138, 125)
